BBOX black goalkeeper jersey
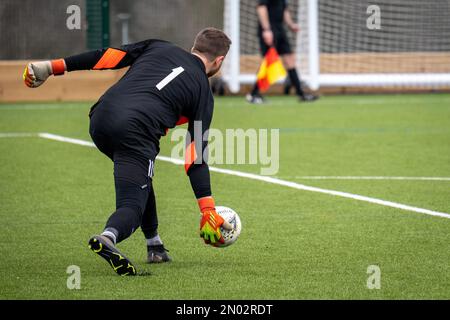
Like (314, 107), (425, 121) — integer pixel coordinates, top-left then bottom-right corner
(63, 39), (214, 198)
(66, 39), (212, 146)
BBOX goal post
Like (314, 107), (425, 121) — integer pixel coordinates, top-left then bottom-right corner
(223, 0), (241, 93)
(222, 0), (450, 93)
(305, 0), (319, 90)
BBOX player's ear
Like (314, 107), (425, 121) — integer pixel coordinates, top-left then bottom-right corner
(214, 56), (225, 66)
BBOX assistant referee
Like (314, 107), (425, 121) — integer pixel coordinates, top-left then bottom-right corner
(246, 0), (317, 104)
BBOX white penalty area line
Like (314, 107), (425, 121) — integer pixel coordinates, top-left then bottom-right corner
(4, 132), (450, 220)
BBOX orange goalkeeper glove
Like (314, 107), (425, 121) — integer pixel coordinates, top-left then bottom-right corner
(23, 59), (66, 88)
(198, 197), (231, 245)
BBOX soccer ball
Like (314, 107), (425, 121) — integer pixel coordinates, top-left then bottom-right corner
(215, 206), (242, 247)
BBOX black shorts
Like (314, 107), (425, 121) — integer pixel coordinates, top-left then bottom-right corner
(258, 25), (292, 56)
(89, 101), (158, 186)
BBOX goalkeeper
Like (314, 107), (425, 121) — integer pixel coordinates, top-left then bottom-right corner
(23, 28), (232, 276)
(246, 0), (318, 104)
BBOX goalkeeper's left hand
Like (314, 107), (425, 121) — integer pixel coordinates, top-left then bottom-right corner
(23, 59), (66, 88)
(198, 197), (232, 245)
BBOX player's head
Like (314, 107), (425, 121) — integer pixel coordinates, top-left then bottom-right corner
(192, 27), (231, 77)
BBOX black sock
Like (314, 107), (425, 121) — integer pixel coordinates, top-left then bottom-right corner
(107, 173), (149, 244)
(287, 68), (305, 97)
(142, 228), (158, 239)
(105, 206), (143, 243)
(251, 83), (260, 96)
(141, 184), (159, 239)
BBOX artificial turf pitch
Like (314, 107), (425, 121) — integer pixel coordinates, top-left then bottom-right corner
(0, 94), (449, 299)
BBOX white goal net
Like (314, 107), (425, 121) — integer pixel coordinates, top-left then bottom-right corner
(223, 0), (450, 92)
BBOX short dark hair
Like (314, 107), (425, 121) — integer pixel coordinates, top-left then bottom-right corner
(192, 27), (231, 62)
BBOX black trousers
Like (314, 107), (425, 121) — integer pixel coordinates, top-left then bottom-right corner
(89, 102), (159, 243)
(257, 25), (293, 56)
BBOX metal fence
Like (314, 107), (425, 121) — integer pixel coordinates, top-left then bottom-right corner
(0, 0), (224, 60)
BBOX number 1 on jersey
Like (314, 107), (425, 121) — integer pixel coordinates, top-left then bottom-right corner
(156, 66), (185, 90)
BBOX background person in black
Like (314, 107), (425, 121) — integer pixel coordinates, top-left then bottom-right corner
(246, 0), (318, 104)
(23, 27), (233, 276)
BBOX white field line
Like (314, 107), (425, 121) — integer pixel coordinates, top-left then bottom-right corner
(285, 176), (450, 181)
(38, 133), (96, 147)
(7, 132), (450, 220)
(0, 132), (37, 138)
(0, 104), (86, 110)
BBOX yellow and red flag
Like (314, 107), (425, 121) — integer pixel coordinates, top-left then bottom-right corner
(256, 47), (287, 92)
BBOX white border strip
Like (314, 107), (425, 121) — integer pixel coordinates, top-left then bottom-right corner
(287, 176), (450, 181)
(9, 132), (449, 220)
(0, 132), (37, 138)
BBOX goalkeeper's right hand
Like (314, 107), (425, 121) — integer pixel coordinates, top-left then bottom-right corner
(23, 59), (66, 88)
(198, 197), (232, 246)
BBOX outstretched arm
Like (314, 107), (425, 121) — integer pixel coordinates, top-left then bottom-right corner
(184, 91), (232, 246)
(23, 39), (155, 88)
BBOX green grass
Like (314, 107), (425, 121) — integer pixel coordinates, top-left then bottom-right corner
(0, 94), (449, 299)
